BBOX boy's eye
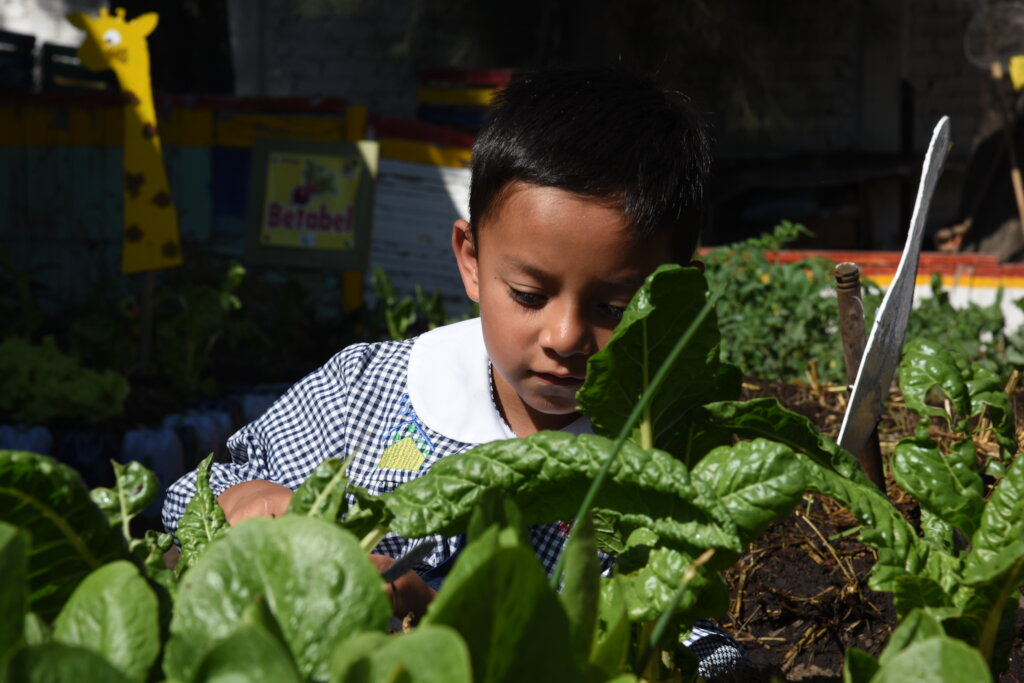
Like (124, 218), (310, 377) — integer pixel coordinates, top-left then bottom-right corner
(509, 288), (546, 307)
(602, 304), (627, 320)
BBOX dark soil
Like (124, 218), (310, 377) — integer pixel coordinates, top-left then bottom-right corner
(721, 378), (1024, 681)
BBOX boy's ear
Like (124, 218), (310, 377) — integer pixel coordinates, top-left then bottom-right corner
(452, 219), (480, 303)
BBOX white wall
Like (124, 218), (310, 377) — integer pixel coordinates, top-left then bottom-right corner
(0, 0), (104, 48)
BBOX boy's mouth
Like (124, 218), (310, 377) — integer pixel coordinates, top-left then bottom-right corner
(534, 371), (585, 387)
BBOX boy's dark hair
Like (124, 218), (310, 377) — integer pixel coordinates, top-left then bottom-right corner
(468, 66), (711, 260)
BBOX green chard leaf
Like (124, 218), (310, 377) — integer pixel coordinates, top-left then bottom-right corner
(558, 514), (600, 672)
(964, 453), (1024, 584)
(0, 450), (128, 620)
(287, 457), (349, 521)
(175, 454), (229, 575)
(7, 642), (131, 683)
(381, 432), (742, 563)
(421, 525), (584, 683)
(577, 265), (739, 455)
(612, 529), (727, 624)
(799, 460), (928, 593)
(466, 488), (528, 546)
(191, 623), (302, 683)
(89, 461), (159, 538)
(966, 370), (1017, 454)
(871, 636), (992, 683)
(0, 523), (27, 671)
(955, 454), (1024, 667)
(164, 516), (389, 683)
(697, 398), (870, 483)
(591, 577), (631, 677)
(52, 561), (159, 683)
(843, 647), (880, 683)
(328, 625), (473, 683)
(690, 439), (807, 544)
(339, 484), (390, 540)
(898, 338), (971, 427)
(891, 436), (983, 538)
(22, 612), (48, 647)
(891, 576), (951, 618)
(878, 608), (945, 660)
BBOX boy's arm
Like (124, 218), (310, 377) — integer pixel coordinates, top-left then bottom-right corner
(162, 345), (362, 533)
(217, 479), (293, 525)
(369, 554), (437, 623)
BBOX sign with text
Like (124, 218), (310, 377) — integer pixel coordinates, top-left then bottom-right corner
(245, 139), (379, 269)
(260, 152), (362, 250)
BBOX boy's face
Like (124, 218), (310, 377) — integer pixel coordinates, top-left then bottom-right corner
(452, 182), (673, 436)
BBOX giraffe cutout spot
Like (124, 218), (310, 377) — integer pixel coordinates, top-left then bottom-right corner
(142, 122), (157, 139)
(125, 225), (143, 242)
(125, 172), (144, 197)
(161, 241), (178, 258)
(152, 191), (171, 207)
(123, 90), (140, 106)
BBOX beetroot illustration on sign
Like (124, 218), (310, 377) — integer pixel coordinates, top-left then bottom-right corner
(291, 159), (337, 205)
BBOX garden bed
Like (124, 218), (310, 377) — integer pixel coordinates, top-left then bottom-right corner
(730, 378), (1024, 681)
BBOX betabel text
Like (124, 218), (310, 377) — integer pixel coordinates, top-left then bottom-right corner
(265, 202), (355, 232)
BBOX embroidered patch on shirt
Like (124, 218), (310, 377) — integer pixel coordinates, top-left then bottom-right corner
(379, 393), (433, 470)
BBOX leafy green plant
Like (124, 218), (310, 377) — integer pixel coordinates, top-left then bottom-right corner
(0, 337), (129, 425)
(792, 339), (1024, 678)
(906, 273), (1018, 381)
(153, 260), (256, 400)
(0, 249), (42, 340)
(703, 220), (875, 385)
(1, 264), (1017, 682)
(367, 267), (474, 341)
(704, 221), (1024, 387)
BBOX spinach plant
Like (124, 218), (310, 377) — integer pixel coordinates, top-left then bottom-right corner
(0, 336), (130, 425)
(1, 263), (1015, 682)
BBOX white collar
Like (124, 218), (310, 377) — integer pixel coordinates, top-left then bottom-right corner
(407, 317), (592, 444)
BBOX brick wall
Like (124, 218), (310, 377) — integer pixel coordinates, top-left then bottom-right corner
(228, 0), (422, 119)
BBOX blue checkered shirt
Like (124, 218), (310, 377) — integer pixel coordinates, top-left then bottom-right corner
(162, 334), (577, 575)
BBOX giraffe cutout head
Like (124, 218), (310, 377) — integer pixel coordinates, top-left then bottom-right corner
(67, 7), (157, 87)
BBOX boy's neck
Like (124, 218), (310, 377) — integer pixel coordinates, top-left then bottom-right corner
(490, 366), (579, 437)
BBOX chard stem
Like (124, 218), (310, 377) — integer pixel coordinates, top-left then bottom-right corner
(550, 287), (723, 590)
(360, 525), (389, 553)
(114, 463), (133, 543)
(978, 556), (1024, 666)
(640, 319), (654, 450)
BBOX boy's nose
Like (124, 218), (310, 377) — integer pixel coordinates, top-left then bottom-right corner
(540, 304), (594, 358)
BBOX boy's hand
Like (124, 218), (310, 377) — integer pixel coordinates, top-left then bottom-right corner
(369, 554), (436, 623)
(217, 480), (293, 526)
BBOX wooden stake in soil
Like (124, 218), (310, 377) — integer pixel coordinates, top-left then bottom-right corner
(834, 263), (886, 489)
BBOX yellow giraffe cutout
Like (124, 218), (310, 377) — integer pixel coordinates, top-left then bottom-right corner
(68, 7), (182, 274)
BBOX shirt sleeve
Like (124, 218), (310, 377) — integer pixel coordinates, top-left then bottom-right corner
(161, 343), (367, 534)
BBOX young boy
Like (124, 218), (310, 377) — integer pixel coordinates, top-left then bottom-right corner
(163, 66), (744, 673)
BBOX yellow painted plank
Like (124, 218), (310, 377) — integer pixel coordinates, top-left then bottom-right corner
(379, 138), (471, 168)
(68, 107), (105, 146)
(23, 107), (56, 146)
(417, 86), (497, 106)
(100, 107), (122, 147)
(870, 273), (1024, 289)
(215, 114), (346, 147)
(0, 107), (20, 146)
(345, 105), (367, 142)
(161, 107), (213, 147)
(342, 269), (364, 312)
